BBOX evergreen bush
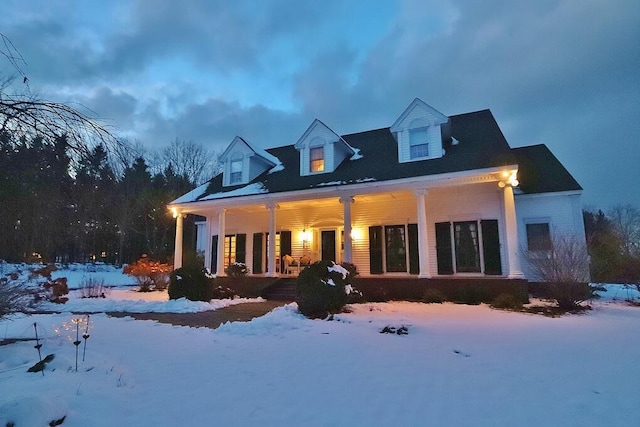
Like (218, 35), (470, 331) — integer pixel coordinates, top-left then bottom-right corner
(169, 264), (213, 302)
(422, 288), (447, 304)
(295, 260), (355, 319)
(490, 293), (523, 310)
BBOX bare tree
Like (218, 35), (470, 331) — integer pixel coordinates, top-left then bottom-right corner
(1, 33), (123, 157)
(524, 233), (591, 309)
(155, 138), (221, 185)
(608, 204), (640, 257)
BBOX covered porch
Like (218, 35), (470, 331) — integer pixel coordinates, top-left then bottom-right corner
(170, 168), (525, 280)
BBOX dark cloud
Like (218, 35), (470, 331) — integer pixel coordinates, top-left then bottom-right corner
(1, 0), (637, 208)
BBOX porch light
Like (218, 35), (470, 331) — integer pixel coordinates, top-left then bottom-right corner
(301, 229), (312, 248)
(498, 170), (519, 188)
(171, 207), (179, 218)
(350, 228), (363, 241)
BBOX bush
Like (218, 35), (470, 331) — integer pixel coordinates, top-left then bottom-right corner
(169, 264), (213, 302)
(422, 288), (447, 304)
(123, 256), (172, 292)
(79, 277), (109, 298)
(453, 285), (490, 305)
(491, 293), (523, 310)
(225, 262), (249, 278)
(0, 276), (36, 319)
(295, 260), (356, 319)
(547, 282), (593, 310)
(210, 285), (237, 299)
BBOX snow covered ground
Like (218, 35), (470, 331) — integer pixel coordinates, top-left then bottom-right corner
(1, 264), (639, 426)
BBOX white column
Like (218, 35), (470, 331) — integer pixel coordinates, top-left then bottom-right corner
(204, 215), (214, 272)
(173, 213), (184, 269)
(415, 189), (431, 278)
(266, 203), (277, 277)
(502, 185), (524, 278)
(340, 196), (354, 264)
(216, 209), (226, 276)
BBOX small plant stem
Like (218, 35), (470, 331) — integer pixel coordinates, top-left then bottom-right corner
(82, 314), (90, 362)
(33, 322), (44, 376)
(73, 321), (81, 372)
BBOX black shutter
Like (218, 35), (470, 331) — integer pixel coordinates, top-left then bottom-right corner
(252, 233), (263, 274)
(481, 220), (502, 275)
(236, 234), (246, 264)
(408, 223), (420, 275)
(211, 235), (218, 273)
(369, 226), (383, 274)
(280, 230), (292, 271)
(435, 222), (453, 275)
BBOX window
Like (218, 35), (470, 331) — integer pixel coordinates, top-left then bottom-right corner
(385, 225), (407, 272)
(409, 127), (429, 159)
(526, 223), (551, 251)
(230, 159), (243, 184)
(223, 235), (237, 269)
(310, 146), (324, 172)
(454, 221), (481, 272)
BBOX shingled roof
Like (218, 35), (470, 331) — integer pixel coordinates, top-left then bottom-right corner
(512, 144), (582, 194)
(175, 109), (580, 204)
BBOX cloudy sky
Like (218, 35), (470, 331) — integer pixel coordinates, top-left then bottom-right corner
(1, 0), (638, 208)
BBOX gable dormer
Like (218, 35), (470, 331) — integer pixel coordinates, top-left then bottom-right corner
(220, 136), (279, 187)
(294, 119), (356, 176)
(390, 98), (449, 163)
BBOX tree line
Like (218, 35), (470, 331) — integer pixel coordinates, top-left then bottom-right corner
(584, 205), (640, 283)
(0, 135), (219, 264)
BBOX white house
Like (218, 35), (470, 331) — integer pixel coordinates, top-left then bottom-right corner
(169, 98), (586, 283)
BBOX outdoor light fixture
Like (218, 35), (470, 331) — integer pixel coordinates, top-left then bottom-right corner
(498, 170), (519, 188)
(301, 229), (312, 248)
(171, 207), (179, 218)
(350, 228), (362, 241)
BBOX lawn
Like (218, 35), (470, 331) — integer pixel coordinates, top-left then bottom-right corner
(1, 264), (639, 426)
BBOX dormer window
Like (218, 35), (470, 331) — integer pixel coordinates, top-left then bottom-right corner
(409, 127), (429, 159)
(230, 159), (243, 184)
(310, 146), (325, 173)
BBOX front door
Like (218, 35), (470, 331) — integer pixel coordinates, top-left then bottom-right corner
(321, 230), (336, 262)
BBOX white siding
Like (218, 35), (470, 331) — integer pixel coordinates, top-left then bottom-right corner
(515, 192), (587, 279)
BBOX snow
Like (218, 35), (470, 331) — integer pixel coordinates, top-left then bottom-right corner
(316, 180), (346, 187)
(201, 182), (268, 200)
(1, 265), (639, 426)
(169, 181), (210, 204)
(350, 147), (363, 160)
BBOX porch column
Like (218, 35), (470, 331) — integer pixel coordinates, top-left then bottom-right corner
(502, 185), (524, 278)
(173, 212), (184, 270)
(266, 203), (277, 277)
(340, 196), (354, 264)
(216, 209), (226, 276)
(415, 189), (431, 278)
(204, 215), (214, 272)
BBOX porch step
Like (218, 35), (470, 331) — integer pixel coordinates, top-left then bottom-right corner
(263, 278), (296, 301)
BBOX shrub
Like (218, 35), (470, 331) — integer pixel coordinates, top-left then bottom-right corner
(225, 262), (249, 278)
(42, 277), (69, 304)
(491, 293), (523, 310)
(123, 256), (172, 292)
(169, 264), (213, 302)
(453, 285), (490, 305)
(79, 277), (109, 298)
(210, 285), (237, 299)
(547, 282), (594, 310)
(295, 260), (356, 319)
(0, 276), (36, 319)
(422, 288), (447, 304)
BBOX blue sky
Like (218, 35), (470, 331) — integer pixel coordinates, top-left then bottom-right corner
(1, 0), (638, 208)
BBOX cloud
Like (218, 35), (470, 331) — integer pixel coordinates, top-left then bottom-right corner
(1, 0), (637, 207)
